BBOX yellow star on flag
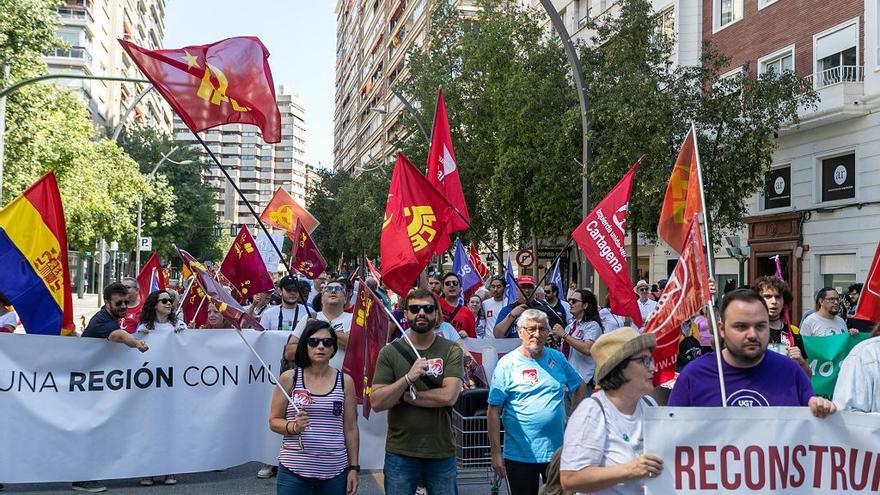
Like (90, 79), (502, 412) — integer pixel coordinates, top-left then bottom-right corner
(181, 51), (200, 69)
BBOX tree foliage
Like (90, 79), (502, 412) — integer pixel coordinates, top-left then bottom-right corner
(119, 125), (225, 262)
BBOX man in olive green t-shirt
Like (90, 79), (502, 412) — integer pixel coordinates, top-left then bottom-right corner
(371, 288), (464, 495)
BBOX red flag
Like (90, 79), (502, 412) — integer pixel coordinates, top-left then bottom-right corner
(571, 162), (643, 327)
(381, 153), (455, 297)
(644, 217), (711, 386)
(427, 88), (469, 236)
(468, 243), (489, 281)
(854, 241), (880, 323)
(658, 129), (703, 253)
(365, 256), (383, 283)
(119, 37), (282, 143)
(176, 246), (263, 330)
(220, 226), (275, 303)
(181, 278), (208, 328)
(342, 282), (390, 418)
(121, 252), (166, 333)
(288, 218), (328, 280)
(260, 187), (319, 233)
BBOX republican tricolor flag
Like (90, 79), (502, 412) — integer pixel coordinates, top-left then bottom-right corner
(0, 172), (73, 335)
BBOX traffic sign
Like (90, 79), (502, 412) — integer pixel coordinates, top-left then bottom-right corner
(516, 248), (534, 268)
(139, 237), (152, 251)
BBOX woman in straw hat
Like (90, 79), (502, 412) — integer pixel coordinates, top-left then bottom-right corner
(559, 327), (664, 494)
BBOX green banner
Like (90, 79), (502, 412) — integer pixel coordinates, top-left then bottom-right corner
(802, 333), (870, 399)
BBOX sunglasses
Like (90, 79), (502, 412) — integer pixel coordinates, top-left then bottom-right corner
(568, 298), (582, 304)
(444, 280), (460, 287)
(323, 285), (344, 293)
(638, 288), (649, 292)
(158, 298), (173, 304)
(628, 355), (655, 369)
(112, 300), (128, 307)
(407, 304), (437, 314)
(307, 337), (336, 348)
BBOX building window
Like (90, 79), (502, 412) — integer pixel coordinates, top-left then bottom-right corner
(758, 0), (778, 8)
(820, 254), (856, 294)
(814, 21), (859, 87)
(820, 153), (855, 203)
(759, 46), (794, 76)
(714, 66), (744, 95)
(657, 6), (674, 42)
(763, 165), (791, 209)
(715, 0), (743, 30)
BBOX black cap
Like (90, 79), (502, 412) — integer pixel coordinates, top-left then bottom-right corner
(278, 275), (298, 289)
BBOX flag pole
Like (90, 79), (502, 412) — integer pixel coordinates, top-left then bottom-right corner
(189, 130), (289, 270)
(176, 275), (195, 319)
(690, 121), (728, 407)
(233, 328), (299, 413)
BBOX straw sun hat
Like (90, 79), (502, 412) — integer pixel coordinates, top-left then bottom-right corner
(592, 327), (657, 382)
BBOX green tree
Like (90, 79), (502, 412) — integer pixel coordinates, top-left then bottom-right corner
(400, 1), (581, 249)
(0, 0), (61, 79)
(581, 0), (817, 241)
(119, 125), (224, 262)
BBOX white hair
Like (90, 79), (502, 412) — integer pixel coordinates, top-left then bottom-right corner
(517, 309), (549, 330)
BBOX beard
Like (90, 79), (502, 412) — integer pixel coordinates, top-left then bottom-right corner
(727, 340), (766, 365)
(408, 316), (435, 334)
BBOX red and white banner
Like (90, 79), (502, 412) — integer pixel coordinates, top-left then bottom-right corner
(644, 216), (710, 386)
(854, 241), (880, 323)
(645, 407), (880, 494)
(572, 161), (642, 327)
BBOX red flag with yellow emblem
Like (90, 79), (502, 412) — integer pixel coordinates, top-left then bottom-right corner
(381, 153), (454, 297)
(342, 281), (390, 418)
(287, 218), (327, 280)
(658, 128), (703, 254)
(119, 37), (282, 143)
(259, 187), (319, 234)
(220, 226), (275, 303)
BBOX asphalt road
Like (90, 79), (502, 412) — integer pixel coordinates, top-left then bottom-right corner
(1, 462), (508, 495)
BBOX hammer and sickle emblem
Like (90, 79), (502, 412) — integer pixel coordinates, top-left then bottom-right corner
(197, 62), (252, 112)
(268, 205), (293, 230)
(403, 206), (437, 253)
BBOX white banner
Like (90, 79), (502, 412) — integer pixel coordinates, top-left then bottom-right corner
(645, 407), (880, 494)
(0, 330), (388, 483)
(254, 233), (284, 273)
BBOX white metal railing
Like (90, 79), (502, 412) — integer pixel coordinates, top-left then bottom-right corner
(807, 65), (864, 89)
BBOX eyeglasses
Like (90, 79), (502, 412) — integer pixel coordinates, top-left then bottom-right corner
(307, 337), (336, 348)
(112, 300), (128, 307)
(568, 298), (582, 304)
(407, 304), (437, 314)
(628, 355), (655, 369)
(323, 285), (344, 294)
(638, 288), (648, 292)
(444, 280), (460, 287)
(158, 298), (173, 304)
(520, 325), (549, 335)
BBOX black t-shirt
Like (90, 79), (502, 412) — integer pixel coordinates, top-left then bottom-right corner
(82, 308), (121, 339)
(769, 324), (808, 360)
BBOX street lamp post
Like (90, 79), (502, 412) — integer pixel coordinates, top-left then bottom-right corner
(134, 147), (193, 269)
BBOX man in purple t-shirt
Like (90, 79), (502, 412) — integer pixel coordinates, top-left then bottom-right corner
(668, 289), (836, 418)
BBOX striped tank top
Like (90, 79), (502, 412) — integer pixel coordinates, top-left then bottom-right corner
(278, 368), (348, 479)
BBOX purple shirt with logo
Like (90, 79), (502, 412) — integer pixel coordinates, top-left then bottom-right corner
(668, 350), (814, 407)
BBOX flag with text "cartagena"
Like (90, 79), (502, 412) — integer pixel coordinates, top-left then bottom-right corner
(571, 161), (642, 327)
(119, 37), (281, 143)
(0, 172), (74, 335)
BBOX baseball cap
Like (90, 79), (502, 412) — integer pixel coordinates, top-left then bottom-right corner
(278, 275), (298, 289)
(517, 275), (535, 286)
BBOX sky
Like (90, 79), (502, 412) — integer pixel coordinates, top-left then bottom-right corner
(163, 1), (336, 169)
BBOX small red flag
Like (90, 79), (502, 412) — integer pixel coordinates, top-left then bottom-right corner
(381, 153), (455, 298)
(572, 162), (643, 327)
(220, 226), (275, 303)
(119, 37), (282, 143)
(854, 241), (880, 323)
(365, 256), (383, 283)
(260, 187), (319, 233)
(121, 252), (166, 333)
(181, 278), (208, 328)
(658, 129), (703, 254)
(177, 246), (263, 330)
(644, 217), (711, 386)
(288, 218), (328, 280)
(342, 282), (390, 418)
(427, 88), (469, 239)
(468, 243), (489, 281)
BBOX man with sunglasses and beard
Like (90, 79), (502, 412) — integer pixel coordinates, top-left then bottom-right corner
(371, 288), (464, 495)
(668, 289), (835, 419)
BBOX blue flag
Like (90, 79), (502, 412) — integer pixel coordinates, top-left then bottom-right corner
(452, 238), (482, 296)
(548, 259), (565, 301)
(505, 257), (518, 304)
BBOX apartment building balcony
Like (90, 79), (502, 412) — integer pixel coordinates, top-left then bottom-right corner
(789, 66), (867, 133)
(46, 46), (92, 64)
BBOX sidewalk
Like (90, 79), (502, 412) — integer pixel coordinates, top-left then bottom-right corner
(72, 293), (101, 333)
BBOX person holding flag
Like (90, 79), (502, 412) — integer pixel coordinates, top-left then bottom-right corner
(751, 276), (810, 377)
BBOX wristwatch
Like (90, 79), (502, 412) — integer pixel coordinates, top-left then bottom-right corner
(349, 465), (361, 473)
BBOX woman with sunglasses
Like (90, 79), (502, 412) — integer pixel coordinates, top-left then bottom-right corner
(552, 289), (604, 391)
(136, 290), (187, 334)
(560, 328), (663, 494)
(269, 320), (359, 495)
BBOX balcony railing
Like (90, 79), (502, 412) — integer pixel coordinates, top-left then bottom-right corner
(807, 65), (864, 89)
(58, 6), (92, 22)
(49, 46), (91, 62)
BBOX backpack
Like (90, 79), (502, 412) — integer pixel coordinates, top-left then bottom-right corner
(541, 395), (655, 495)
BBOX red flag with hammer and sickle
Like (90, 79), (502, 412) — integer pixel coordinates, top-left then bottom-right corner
(119, 37), (282, 143)
(288, 218), (328, 280)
